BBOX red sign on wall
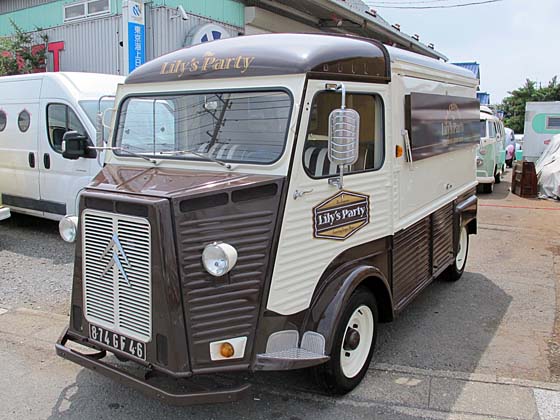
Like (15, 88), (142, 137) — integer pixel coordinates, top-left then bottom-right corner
(1, 41), (65, 73)
(47, 41), (64, 72)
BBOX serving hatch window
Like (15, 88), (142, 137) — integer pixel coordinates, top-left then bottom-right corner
(114, 91), (292, 164)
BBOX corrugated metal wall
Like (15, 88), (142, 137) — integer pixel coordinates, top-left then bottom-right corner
(29, 5), (241, 75)
(0, 0), (57, 14)
(146, 6), (241, 60)
(35, 15), (122, 74)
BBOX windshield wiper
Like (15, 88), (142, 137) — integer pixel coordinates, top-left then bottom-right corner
(156, 149), (232, 170)
(116, 147), (159, 164)
(90, 146), (158, 164)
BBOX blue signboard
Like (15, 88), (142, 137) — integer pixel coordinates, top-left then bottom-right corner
(127, 1), (145, 73)
(128, 22), (145, 73)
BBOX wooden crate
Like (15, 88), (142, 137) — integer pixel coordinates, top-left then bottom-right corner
(511, 161), (538, 198)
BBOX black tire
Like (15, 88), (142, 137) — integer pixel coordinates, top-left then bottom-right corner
(494, 166), (501, 184)
(482, 182), (493, 194)
(313, 288), (378, 395)
(445, 224), (469, 282)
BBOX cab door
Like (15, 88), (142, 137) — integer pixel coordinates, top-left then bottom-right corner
(267, 80), (393, 316)
(38, 100), (96, 219)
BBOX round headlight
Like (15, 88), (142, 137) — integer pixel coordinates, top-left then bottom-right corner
(59, 216), (78, 243)
(476, 157), (484, 167)
(202, 242), (238, 277)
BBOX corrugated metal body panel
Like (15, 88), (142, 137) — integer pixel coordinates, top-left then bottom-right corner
(432, 202), (454, 274)
(146, 6), (241, 62)
(34, 15), (122, 74)
(173, 179), (284, 369)
(0, 0), (56, 14)
(268, 172), (393, 315)
(393, 216), (431, 310)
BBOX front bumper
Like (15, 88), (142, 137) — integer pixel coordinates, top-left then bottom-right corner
(477, 175), (494, 184)
(55, 328), (251, 406)
(0, 206), (10, 221)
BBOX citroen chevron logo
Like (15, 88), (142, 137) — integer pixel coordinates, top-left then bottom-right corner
(100, 233), (132, 287)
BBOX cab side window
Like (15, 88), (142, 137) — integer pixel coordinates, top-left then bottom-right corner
(303, 92), (384, 178)
(47, 104), (87, 153)
(488, 121), (496, 138)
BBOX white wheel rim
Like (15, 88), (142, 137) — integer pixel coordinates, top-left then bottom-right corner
(456, 226), (468, 270)
(340, 305), (374, 378)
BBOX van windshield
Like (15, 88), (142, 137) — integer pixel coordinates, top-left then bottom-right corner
(113, 90), (292, 165)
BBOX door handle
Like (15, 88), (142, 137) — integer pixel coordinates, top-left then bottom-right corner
(43, 153), (51, 170)
(293, 189), (313, 199)
(28, 152), (35, 168)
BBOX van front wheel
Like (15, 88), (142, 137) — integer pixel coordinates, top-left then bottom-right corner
(482, 182), (494, 194)
(313, 288), (378, 394)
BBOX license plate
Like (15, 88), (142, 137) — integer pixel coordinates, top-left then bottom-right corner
(89, 324), (146, 360)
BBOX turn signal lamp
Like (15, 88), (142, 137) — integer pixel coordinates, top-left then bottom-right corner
(395, 145), (404, 158)
(220, 342), (235, 358)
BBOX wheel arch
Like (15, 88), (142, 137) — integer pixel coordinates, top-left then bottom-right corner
(455, 193), (478, 240)
(304, 264), (393, 356)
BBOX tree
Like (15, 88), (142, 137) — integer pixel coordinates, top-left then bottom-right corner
(501, 77), (560, 133)
(0, 20), (48, 76)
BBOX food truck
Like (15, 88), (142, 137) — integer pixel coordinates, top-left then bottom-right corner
(55, 33), (479, 404)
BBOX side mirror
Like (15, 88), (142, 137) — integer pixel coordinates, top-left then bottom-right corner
(327, 83), (360, 189)
(62, 131), (93, 160)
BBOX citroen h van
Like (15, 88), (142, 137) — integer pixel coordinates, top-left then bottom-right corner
(477, 106), (506, 193)
(55, 34), (479, 404)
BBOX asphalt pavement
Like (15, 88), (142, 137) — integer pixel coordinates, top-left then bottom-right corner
(1, 170), (559, 419)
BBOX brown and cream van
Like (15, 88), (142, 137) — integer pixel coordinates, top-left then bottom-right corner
(56, 33), (480, 404)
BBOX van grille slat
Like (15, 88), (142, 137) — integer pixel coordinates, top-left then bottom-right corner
(83, 210), (152, 343)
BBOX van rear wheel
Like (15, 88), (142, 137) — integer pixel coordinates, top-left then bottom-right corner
(313, 288), (378, 395)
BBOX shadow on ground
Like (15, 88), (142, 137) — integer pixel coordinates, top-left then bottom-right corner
(47, 272), (511, 419)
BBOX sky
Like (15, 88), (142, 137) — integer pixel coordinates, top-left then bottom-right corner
(364, 0), (559, 104)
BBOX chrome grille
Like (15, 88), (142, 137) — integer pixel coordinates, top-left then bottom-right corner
(82, 210), (152, 342)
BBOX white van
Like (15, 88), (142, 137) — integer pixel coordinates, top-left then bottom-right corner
(0, 72), (124, 221)
(0, 201), (9, 221)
